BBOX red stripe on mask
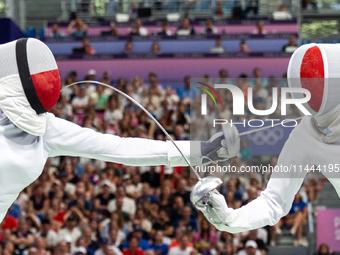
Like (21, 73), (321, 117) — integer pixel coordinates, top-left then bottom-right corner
(31, 69), (61, 111)
(300, 46), (325, 113)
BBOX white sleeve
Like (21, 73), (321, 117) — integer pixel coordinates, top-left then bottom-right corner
(217, 122), (313, 233)
(112, 247), (122, 255)
(43, 113), (201, 167)
(107, 199), (116, 213)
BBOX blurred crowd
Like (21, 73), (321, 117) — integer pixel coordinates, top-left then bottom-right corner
(69, 1), (297, 19)
(47, 16), (298, 55)
(0, 67), (322, 255)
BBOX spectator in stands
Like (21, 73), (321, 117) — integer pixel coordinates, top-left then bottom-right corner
(254, 79), (268, 99)
(67, 18), (88, 37)
(304, 173), (322, 202)
(210, 37), (225, 53)
(173, 206), (197, 234)
(10, 219), (35, 254)
(126, 174), (143, 198)
(174, 124), (188, 141)
(141, 167), (160, 188)
(102, 22), (118, 36)
(218, 68), (231, 85)
(225, 188), (242, 209)
(30, 184), (49, 219)
(152, 209), (173, 237)
(129, 18), (148, 36)
(251, 67), (267, 87)
(89, 84), (109, 112)
(58, 214), (82, 246)
(123, 236), (144, 255)
(101, 71), (112, 86)
(87, 69), (96, 81)
(49, 23), (65, 37)
(276, 192), (308, 246)
(243, 187), (258, 206)
(1, 213), (17, 231)
(151, 42), (160, 54)
(74, 246), (87, 255)
(68, 181), (92, 218)
(54, 95), (73, 120)
(289, 192), (308, 243)
(72, 86), (89, 114)
(274, 5), (293, 19)
(316, 243), (331, 255)
(215, 1), (226, 16)
(236, 41), (252, 53)
(302, 0), (317, 10)
(201, 20), (218, 34)
(95, 237), (121, 255)
(244, 0), (259, 18)
(36, 218), (59, 247)
(239, 138), (252, 163)
(243, 230), (267, 255)
(123, 224), (150, 250)
(35, 236), (51, 255)
(125, 41), (134, 55)
(104, 95), (123, 129)
(94, 180), (116, 212)
(252, 20), (267, 35)
(193, 219), (216, 250)
(168, 234), (193, 255)
(27, 247), (38, 255)
(282, 36), (298, 53)
(156, 21), (172, 36)
(170, 196), (185, 224)
(174, 179), (191, 204)
(136, 183), (157, 205)
(148, 72), (163, 94)
(237, 240), (261, 255)
(108, 186), (136, 216)
(177, 17), (195, 35)
(129, 2), (139, 20)
(79, 37), (95, 55)
(149, 230), (168, 255)
(177, 76), (191, 100)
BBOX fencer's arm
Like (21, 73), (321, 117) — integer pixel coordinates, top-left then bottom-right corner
(212, 124), (313, 233)
(43, 113), (201, 166)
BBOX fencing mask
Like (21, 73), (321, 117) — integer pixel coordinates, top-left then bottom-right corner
(0, 38), (61, 136)
(288, 43), (340, 142)
(287, 43), (340, 122)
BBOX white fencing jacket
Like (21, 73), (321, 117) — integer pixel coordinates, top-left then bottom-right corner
(219, 116), (340, 233)
(0, 111), (199, 223)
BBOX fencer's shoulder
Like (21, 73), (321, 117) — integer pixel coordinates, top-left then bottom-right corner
(46, 112), (56, 123)
(290, 116), (314, 138)
(297, 116), (314, 129)
(45, 113), (70, 132)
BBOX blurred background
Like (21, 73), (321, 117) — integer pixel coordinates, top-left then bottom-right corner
(0, 1), (340, 255)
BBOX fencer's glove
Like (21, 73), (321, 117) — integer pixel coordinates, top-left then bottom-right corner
(194, 189), (231, 226)
(311, 110), (340, 143)
(200, 124), (240, 165)
(191, 177), (251, 233)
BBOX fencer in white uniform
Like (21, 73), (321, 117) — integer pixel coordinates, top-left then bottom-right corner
(0, 38), (235, 223)
(192, 43), (340, 233)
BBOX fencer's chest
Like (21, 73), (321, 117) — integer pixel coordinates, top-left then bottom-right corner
(0, 123), (47, 185)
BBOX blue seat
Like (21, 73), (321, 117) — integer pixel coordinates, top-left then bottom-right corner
(39, 28), (45, 38)
(25, 27), (36, 38)
(300, 40), (311, 45)
(106, 0), (118, 14)
(195, 0), (210, 11)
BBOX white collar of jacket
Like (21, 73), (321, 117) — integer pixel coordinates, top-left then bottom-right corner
(0, 74), (46, 136)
